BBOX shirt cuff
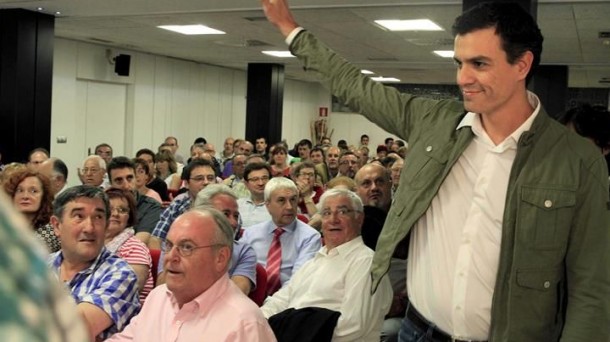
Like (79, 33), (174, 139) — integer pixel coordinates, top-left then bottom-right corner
(285, 27), (305, 45)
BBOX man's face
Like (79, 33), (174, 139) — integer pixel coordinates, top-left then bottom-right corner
(361, 136), (369, 146)
(390, 160), (404, 187)
(209, 194), (240, 231)
(245, 169), (270, 198)
(255, 138), (267, 153)
(295, 167), (316, 190)
(191, 147), (206, 160)
(164, 212), (229, 306)
(355, 165), (391, 210)
(310, 150), (324, 165)
(39, 161), (61, 195)
(109, 167), (136, 192)
(28, 151), (48, 170)
(386, 139), (394, 149)
(187, 166), (216, 199)
(298, 145), (311, 159)
(338, 154), (359, 178)
(320, 195), (363, 250)
(96, 146), (113, 164)
(82, 159), (105, 187)
(52, 197), (107, 264)
(266, 188), (298, 226)
(232, 155), (247, 178)
(326, 147), (341, 170)
(223, 138), (235, 153)
(238, 142), (253, 155)
(454, 27), (530, 117)
(165, 138), (179, 154)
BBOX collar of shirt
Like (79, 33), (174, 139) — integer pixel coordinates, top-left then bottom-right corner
(456, 91), (541, 151)
(245, 197), (265, 207)
(165, 273), (231, 315)
(50, 247), (111, 279)
(268, 219), (297, 234)
(318, 236), (364, 258)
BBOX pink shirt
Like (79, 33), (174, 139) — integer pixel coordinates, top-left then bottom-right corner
(105, 274), (277, 342)
(116, 237), (154, 303)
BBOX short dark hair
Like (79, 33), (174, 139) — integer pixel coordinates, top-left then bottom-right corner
(360, 134), (369, 140)
(53, 185), (110, 220)
(52, 158), (69, 180)
(384, 137), (394, 145)
(105, 188), (138, 227)
(244, 162), (271, 181)
(310, 147), (325, 158)
(106, 156), (135, 179)
(95, 143), (112, 152)
(136, 148), (156, 162)
(181, 158), (215, 181)
(452, 2), (543, 84)
(559, 103), (610, 150)
(297, 139), (312, 149)
(193, 137), (207, 145)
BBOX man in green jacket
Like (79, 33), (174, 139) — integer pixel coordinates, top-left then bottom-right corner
(261, 1), (610, 341)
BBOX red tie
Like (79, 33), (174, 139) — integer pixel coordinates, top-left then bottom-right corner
(266, 227), (284, 296)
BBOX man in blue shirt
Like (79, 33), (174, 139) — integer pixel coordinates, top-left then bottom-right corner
(48, 185), (140, 340)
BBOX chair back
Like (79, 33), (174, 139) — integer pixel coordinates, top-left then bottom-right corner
(248, 263), (268, 306)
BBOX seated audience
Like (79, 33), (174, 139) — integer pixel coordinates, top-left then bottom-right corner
(39, 157), (69, 196)
(104, 188), (154, 303)
(135, 148), (169, 201)
(241, 177), (321, 295)
(105, 208), (276, 341)
(269, 143), (290, 177)
(47, 186), (140, 340)
(315, 146), (341, 185)
(27, 147), (50, 171)
(3, 168), (60, 252)
(261, 189), (392, 341)
(222, 153), (250, 198)
(559, 103), (610, 156)
(290, 161), (323, 218)
(155, 150), (178, 189)
(337, 151), (359, 179)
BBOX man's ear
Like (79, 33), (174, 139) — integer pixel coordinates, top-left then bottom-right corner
(216, 246), (231, 272)
(50, 215), (61, 238)
(516, 51), (534, 81)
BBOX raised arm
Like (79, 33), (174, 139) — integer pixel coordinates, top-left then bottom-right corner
(261, 0), (299, 37)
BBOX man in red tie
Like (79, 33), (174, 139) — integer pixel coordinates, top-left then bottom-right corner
(241, 177), (321, 295)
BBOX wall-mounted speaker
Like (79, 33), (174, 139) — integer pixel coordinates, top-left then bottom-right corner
(114, 54), (131, 76)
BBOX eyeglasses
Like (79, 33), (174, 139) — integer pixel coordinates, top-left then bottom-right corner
(320, 208), (358, 219)
(248, 176), (270, 183)
(298, 172), (315, 178)
(110, 207), (129, 215)
(190, 175), (216, 182)
(163, 241), (223, 257)
(81, 168), (101, 174)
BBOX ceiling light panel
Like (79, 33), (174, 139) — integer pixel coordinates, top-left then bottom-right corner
(375, 19), (443, 31)
(158, 25), (225, 35)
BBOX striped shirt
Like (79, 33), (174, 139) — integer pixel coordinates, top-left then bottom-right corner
(47, 248), (141, 340)
(116, 237), (154, 303)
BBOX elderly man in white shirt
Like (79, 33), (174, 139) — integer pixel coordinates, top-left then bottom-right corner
(261, 188), (392, 341)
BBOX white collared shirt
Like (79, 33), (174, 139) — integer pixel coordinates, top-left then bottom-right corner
(407, 92), (541, 340)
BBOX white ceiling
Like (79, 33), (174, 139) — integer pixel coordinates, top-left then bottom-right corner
(2, 0), (609, 87)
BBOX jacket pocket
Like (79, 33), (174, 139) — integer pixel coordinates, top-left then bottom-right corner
(400, 138), (451, 189)
(518, 186), (576, 251)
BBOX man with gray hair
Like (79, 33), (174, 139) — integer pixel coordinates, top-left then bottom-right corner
(106, 208), (276, 341)
(79, 155), (107, 188)
(241, 177), (321, 295)
(47, 185), (140, 340)
(262, 189), (392, 341)
(156, 184), (258, 295)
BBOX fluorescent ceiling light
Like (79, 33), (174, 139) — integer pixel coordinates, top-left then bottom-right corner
(262, 50), (295, 58)
(361, 70), (375, 75)
(433, 50), (454, 58)
(158, 25), (225, 35)
(375, 19), (443, 31)
(371, 76), (401, 83)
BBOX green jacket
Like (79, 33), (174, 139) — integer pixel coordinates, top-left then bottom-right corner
(290, 30), (610, 341)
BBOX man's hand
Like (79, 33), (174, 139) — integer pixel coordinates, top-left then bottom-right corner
(261, 0), (299, 38)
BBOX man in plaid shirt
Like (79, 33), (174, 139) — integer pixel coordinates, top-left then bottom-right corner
(48, 185), (140, 341)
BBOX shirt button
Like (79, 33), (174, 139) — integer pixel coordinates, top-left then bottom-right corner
(543, 281), (551, 289)
(425, 146), (433, 152)
(544, 200), (552, 208)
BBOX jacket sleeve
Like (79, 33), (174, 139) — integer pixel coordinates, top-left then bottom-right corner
(561, 156), (610, 341)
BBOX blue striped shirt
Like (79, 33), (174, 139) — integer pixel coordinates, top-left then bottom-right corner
(48, 247), (140, 340)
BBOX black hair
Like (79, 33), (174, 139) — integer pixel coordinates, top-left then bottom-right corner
(107, 156), (135, 178)
(181, 158), (215, 181)
(136, 148), (156, 162)
(244, 162), (272, 181)
(53, 185), (110, 220)
(452, 2), (543, 84)
(559, 103), (610, 150)
(53, 158), (69, 180)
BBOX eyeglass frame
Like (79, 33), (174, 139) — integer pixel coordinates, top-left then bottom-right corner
(320, 208), (359, 219)
(163, 240), (225, 257)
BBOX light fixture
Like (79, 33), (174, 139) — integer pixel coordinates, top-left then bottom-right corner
(158, 24), (225, 35)
(371, 76), (401, 83)
(361, 70), (375, 75)
(262, 50), (295, 58)
(375, 19), (443, 31)
(36, 7), (43, 11)
(433, 50), (454, 58)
